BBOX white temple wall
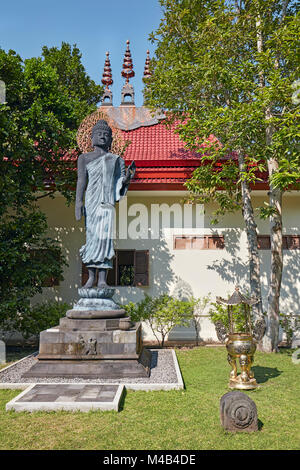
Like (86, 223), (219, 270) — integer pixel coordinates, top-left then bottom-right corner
(34, 190), (300, 343)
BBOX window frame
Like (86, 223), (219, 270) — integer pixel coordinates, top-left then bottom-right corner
(257, 235), (300, 250)
(81, 249), (149, 287)
(173, 234), (225, 250)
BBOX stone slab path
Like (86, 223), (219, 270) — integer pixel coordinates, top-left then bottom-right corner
(6, 383), (124, 412)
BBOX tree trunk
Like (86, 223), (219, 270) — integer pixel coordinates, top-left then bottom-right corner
(255, 13), (284, 352)
(260, 105), (283, 352)
(237, 150), (263, 319)
(262, 156), (283, 352)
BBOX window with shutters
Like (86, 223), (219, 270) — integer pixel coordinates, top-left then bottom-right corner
(257, 235), (300, 250)
(174, 235), (225, 250)
(81, 249), (149, 287)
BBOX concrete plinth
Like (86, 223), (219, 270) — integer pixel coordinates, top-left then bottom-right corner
(22, 349), (151, 379)
(36, 323), (141, 358)
(22, 315), (151, 379)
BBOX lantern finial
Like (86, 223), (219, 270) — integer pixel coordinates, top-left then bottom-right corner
(120, 40), (135, 106)
(101, 51), (113, 106)
(143, 50), (151, 81)
(121, 39), (135, 84)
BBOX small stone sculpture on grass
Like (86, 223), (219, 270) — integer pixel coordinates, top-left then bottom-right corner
(220, 391), (258, 432)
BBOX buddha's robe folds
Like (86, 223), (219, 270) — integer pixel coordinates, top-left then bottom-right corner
(79, 153), (128, 269)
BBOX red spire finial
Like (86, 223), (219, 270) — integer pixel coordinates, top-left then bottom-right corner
(102, 51), (113, 88)
(101, 51), (113, 105)
(121, 39), (135, 84)
(143, 49), (151, 80)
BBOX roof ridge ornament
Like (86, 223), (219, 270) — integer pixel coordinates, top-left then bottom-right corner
(120, 40), (135, 106)
(143, 50), (151, 81)
(101, 51), (113, 106)
(121, 39), (135, 83)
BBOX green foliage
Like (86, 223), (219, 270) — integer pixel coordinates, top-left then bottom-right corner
(42, 42), (102, 108)
(189, 294), (211, 345)
(145, 0), (300, 220)
(145, 0), (299, 351)
(123, 301), (141, 322)
(279, 313), (300, 347)
(123, 294), (195, 347)
(0, 44), (103, 205)
(0, 207), (67, 332)
(119, 265), (134, 286)
(209, 301), (252, 334)
(259, 202), (278, 219)
(0, 43), (102, 334)
(15, 301), (71, 338)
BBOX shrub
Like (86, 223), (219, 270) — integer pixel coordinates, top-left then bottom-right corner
(279, 314), (300, 347)
(189, 295), (211, 345)
(124, 294), (195, 348)
(209, 301), (254, 334)
(13, 300), (71, 338)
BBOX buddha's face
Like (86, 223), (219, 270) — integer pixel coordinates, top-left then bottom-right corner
(91, 128), (112, 150)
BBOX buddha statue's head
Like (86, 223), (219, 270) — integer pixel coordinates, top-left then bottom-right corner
(91, 120), (113, 151)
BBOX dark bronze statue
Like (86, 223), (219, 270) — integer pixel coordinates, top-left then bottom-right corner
(75, 120), (135, 288)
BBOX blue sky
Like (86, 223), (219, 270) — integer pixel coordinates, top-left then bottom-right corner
(0, 0), (163, 106)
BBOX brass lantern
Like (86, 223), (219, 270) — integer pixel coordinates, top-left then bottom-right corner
(215, 286), (266, 390)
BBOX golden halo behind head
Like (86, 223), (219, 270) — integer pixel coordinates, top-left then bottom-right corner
(76, 108), (127, 156)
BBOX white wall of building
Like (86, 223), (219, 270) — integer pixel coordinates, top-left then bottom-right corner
(35, 190), (300, 343)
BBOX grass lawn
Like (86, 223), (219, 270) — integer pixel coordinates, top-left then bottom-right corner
(0, 346), (299, 450)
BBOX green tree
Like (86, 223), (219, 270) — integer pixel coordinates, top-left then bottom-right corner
(0, 45), (103, 335)
(42, 42), (102, 108)
(0, 210), (66, 332)
(190, 295), (211, 346)
(125, 294), (194, 348)
(145, 0), (299, 352)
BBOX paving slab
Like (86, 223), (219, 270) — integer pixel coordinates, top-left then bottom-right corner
(6, 383), (124, 412)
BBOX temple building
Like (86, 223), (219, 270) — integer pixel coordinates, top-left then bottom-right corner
(36, 41), (300, 344)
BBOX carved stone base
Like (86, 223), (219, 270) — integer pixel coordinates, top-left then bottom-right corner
(36, 322), (141, 358)
(22, 319), (150, 379)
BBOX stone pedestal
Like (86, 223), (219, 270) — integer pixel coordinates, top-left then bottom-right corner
(0, 340), (5, 364)
(22, 288), (151, 379)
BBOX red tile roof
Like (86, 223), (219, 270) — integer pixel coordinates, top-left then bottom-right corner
(71, 106), (224, 189)
(119, 121), (209, 189)
(121, 122), (201, 162)
(64, 110), (267, 190)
